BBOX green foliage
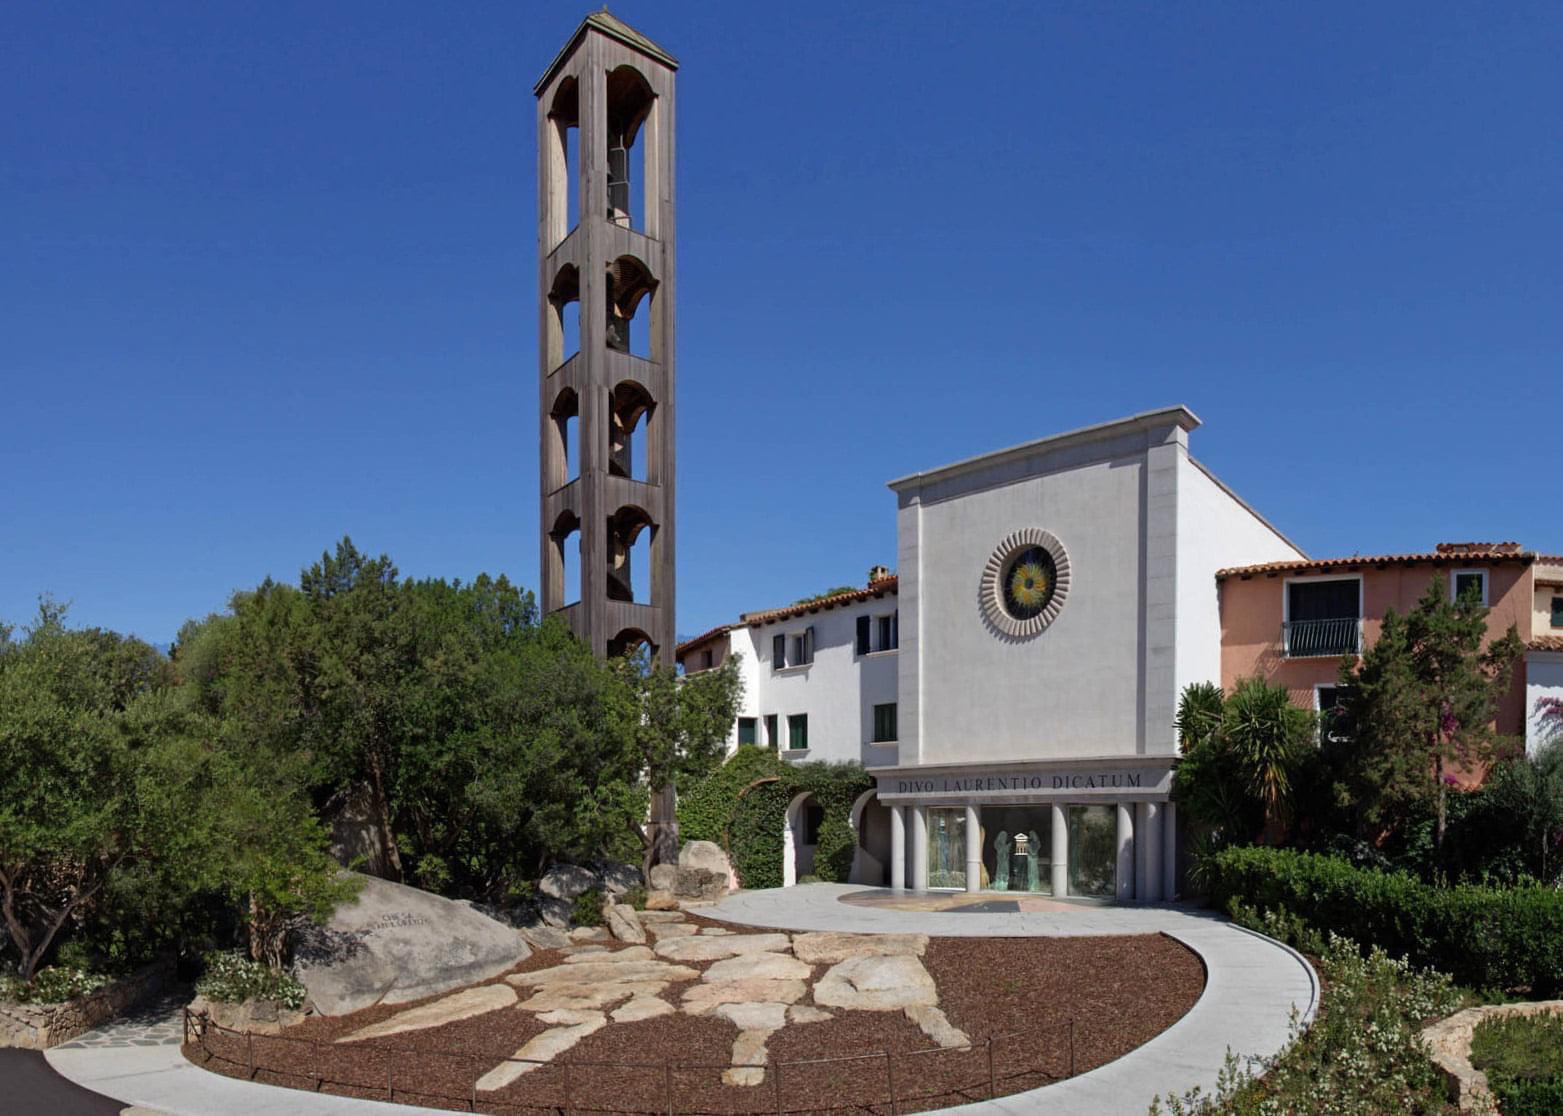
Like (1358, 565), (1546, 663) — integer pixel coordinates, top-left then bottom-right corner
(1173, 678), (1311, 847)
(620, 885), (647, 911)
(1470, 1011), (1563, 1080)
(1176, 681), (1224, 752)
(725, 761), (872, 888)
(1204, 845), (1563, 995)
(791, 586), (857, 605)
(676, 744), (785, 845)
(1150, 928), (1460, 1115)
(1331, 578), (1524, 847)
(571, 888), (605, 927)
(0, 966), (111, 1004)
(196, 950), (307, 1009)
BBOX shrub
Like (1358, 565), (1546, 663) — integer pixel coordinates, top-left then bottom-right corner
(726, 761), (872, 888)
(1204, 845), (1563, 995)
(620, 885), (648, 911)
(571, 888), (605, 927)
(196, 951), (306, 1009)
(676, 745), (785, 846)
(1150, 929), (1460, 1114)
(1470, 1010), (1563, 1116)
(0, 966), (111, 1004)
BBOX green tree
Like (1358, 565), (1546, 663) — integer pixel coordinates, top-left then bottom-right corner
(1173, 678), (1311, 846)
(1337, 577), (1524, 848)
(615, 649), (743, 869)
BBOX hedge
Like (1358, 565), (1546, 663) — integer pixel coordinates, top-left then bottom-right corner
(1205, 846), (1563, 995)
(679, 749), (871, 889)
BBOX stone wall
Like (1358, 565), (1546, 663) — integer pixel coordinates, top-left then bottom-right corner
(1422, 1000), (1563, 1112)
(0, 961), (170, 1050)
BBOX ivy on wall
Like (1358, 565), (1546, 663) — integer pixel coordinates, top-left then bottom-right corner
(693, 752), (871, 889)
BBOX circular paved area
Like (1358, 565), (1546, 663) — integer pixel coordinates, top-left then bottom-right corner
(701, 884), (1319, 1116)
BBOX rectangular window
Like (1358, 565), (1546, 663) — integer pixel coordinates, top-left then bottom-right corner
(1452, 569), (1488, 606)
(764, 714), (779, 749)
(1284, 578), (1361, 657)
(772, 633), (786, 671)
(788, 713), (808, 751)
(876, 615), (894, 652)
(1553, 596), (1563, 629)
(872, 702), (897, 743)
(856, 615), (871, 657)
(1316, 685), (1355, 744)
(737, 717), (757, 747)
(788, 627), (814, 667)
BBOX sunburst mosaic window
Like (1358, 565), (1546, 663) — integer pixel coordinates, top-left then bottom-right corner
(1001, 546), (1057, 621)
(979, 529), (1071, 639)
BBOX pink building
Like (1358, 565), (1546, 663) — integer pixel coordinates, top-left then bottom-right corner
(1218, 542), (1563, 764)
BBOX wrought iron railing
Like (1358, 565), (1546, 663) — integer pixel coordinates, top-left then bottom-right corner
(1282, 617), (1361, 658)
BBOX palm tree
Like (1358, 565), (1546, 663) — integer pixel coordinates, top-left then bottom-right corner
(1221, 677), (1312, 829)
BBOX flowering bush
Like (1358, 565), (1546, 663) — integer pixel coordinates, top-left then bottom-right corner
(1150, 918), (1462, 1115)
(195, 951), (306, 1009)
(0, 966), (111, 1004)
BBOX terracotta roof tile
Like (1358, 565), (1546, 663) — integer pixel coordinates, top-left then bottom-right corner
(740, 577), (899, 627)
(1218, 548), (1536, 580)
(674, 624), (735, 659)
(1532, 636), (1563, 653)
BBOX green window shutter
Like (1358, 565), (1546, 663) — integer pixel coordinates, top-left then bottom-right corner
(789, 714), (808, 750)
(873, 703), (897, 743)
(856, 616), (871, 656)
(1552, 597), (1563, 628)
(773, 633), (786, 669)
(765, 714), (778, 748)
(738, 718), (757, 746)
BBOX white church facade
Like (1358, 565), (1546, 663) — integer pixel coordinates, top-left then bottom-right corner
(679, 406), (1304, 900)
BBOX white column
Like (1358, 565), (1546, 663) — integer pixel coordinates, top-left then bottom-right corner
(964, 805), (981, 892)
(1138, 801), (1163, 903)
(1115, 803), (1135, 903)
(1050, 803), (1068, 897)
(1162, 800), (1178, 900)
(890, 805), (907, 891)
(910, 806), (929, 891)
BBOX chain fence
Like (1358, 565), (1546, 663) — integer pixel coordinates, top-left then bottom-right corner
(184, 1007), (1077, 1115)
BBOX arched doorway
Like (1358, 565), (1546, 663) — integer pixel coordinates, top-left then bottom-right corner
(849, 791), (892, 886)
(783, 792), (823, 886)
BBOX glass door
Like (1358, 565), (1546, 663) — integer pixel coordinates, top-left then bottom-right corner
(927, 808), (966, 889)
(1067, 805), (1116, 898)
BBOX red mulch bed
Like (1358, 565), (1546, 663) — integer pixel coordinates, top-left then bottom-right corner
(186, 930), (1203, 1114)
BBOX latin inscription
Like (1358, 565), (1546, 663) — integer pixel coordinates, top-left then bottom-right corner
(893, 772), (1145, 795)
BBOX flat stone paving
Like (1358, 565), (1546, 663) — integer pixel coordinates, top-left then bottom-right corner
(702, 884), (1321, 1116)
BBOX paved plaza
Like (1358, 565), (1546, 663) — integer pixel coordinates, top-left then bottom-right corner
(39, 884), (1317, 1116)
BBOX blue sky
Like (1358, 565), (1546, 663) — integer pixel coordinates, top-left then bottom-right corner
(3, 1), (1560, 645)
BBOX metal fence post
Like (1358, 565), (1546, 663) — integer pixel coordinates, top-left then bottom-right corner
(387, 1061), (394, 1102)
(246, 1031), (256, 1080)
(987, 1035), (996, 1098)
(563, 1058), (573, 1116)
(1068, 1018), (1076, 1078)
(664, 1059), (674, 1116)
(885, 1050), (897, 1116)
(773, 1059), (784, 1115)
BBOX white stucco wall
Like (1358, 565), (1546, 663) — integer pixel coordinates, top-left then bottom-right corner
(711, 595), (900, 765)
(1174, 458), (1305, 698)
(1527, 651), (1563, 756)
(900, 435), (1152, 767)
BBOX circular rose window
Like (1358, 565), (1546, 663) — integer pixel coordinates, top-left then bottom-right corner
(980, 529), (1071, 639)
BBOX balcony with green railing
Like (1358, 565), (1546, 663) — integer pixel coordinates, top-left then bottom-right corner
(1282, 616), (1362, 658)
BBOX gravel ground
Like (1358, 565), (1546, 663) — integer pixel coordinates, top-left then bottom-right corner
(186, 928), (1203, 1114)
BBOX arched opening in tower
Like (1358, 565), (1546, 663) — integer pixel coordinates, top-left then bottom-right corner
(606, 505), (655, 605)
(605, 254), (655, 360)
(548, 387), (580, 488)
(607, 627), (657, 663)
(548, 76), (580, 239)
(548, 264), (581, 370)
(605, 65), (654, 231)
(608, 380), (654, 482)
(549, 509), (582, 610)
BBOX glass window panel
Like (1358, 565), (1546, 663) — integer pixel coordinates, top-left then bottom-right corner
(788, 714), (808, 750)
(737, 718), (757, 746)
(1553, 597), (1563, 628)
(979, 806), (1052, 894)
(1066, 805), (1116, 898)
(926, 808), (966, 889)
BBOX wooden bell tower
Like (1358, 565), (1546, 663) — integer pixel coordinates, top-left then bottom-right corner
(536, 12), (678, 667)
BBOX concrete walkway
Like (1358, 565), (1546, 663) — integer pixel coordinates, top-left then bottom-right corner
(44, 1001), (452, 1116)
(701, 884), (1319, 1115)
